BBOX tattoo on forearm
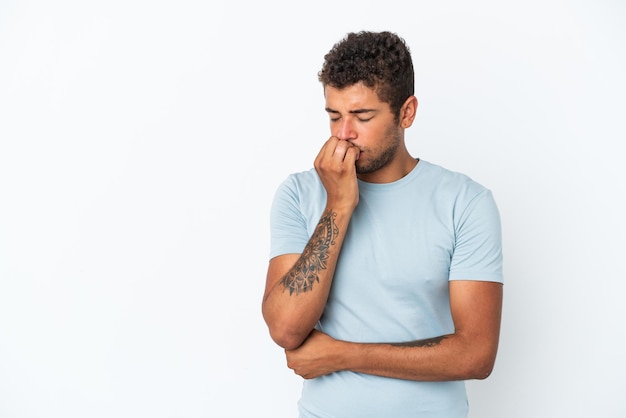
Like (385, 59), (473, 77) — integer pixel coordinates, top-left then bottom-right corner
(390, 335), (448, 348)
(281, 210), (339, 295)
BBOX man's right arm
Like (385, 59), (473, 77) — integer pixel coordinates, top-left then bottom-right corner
(262, 137), (360, 350)
(262, 207), (351, 350)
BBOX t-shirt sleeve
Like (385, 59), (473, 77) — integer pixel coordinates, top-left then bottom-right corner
(449, 189), (503, 283)
(269, 177), (310, 259)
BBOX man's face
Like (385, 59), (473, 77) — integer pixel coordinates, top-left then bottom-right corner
(324, 82), (401, 176)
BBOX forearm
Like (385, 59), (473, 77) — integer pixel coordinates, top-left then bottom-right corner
(288, 331), (497, 382)
(339, 333), (497, 381)
(262, 207), (352, 349)
(337, 281), (502, 382)
(286, 279), (503, 382)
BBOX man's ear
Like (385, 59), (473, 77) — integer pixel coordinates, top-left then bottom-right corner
(400, 96), (418, 128)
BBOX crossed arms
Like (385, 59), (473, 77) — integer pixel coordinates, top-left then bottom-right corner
(261, 206), (503, 382)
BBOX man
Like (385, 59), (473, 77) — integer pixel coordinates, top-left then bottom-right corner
(262, 31), (503, 418)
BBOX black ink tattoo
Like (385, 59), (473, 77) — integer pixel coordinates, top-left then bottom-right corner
(281, 210), (339, 295)
(390, 335), (448, 348)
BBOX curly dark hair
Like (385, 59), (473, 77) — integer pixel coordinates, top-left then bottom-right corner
(318, 31), (414, 121)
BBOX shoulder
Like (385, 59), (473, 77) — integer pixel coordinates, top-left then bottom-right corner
(274, 168), (324, 203)
(278, 168), (322, 190)
(272, 168), (327, 221)
(419, 160), (491, 201)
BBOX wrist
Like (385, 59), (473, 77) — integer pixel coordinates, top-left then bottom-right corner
(332, 340), (360, 373)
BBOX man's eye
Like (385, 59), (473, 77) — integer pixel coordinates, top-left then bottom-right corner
(330, 117), (341, 122)
(358, 117), (373, 122)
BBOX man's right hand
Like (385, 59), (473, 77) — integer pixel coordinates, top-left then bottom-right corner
(314, 136), (360, 211)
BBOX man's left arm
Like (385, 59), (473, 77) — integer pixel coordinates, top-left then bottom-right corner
(285, 279), (503, 381)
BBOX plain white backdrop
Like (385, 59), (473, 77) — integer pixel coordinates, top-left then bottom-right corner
(1, 1), (625, 417)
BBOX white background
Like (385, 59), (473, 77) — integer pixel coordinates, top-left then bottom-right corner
(1, 1), (625, 417)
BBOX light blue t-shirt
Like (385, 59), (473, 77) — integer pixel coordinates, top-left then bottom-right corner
(269, 160), (503, 418)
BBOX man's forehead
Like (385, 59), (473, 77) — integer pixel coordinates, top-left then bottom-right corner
(324, 83), (382, 110)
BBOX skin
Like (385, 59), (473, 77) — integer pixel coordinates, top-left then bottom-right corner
(261, 82), (503, 382)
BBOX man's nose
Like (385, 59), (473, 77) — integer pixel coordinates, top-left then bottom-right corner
(335, 118), (356, 141)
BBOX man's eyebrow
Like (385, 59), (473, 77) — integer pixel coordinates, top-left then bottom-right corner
(350, 108), (377, 114)
(325, 107), (377, 114)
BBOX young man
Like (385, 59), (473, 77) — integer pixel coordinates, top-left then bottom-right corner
(262, 31), (503, 417)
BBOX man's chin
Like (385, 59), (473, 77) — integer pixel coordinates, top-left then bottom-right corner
(355, 163), (375, 175)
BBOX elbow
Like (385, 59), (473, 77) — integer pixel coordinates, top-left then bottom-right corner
(462, 351), (497, 380)
(263, 309), (308, 350)
(267, 326), (307, 350)
(452, 333), (499, 380)
(270, 331), (303, 350)
(468, 360), (495, 380)
(261, 303), (313, 350)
